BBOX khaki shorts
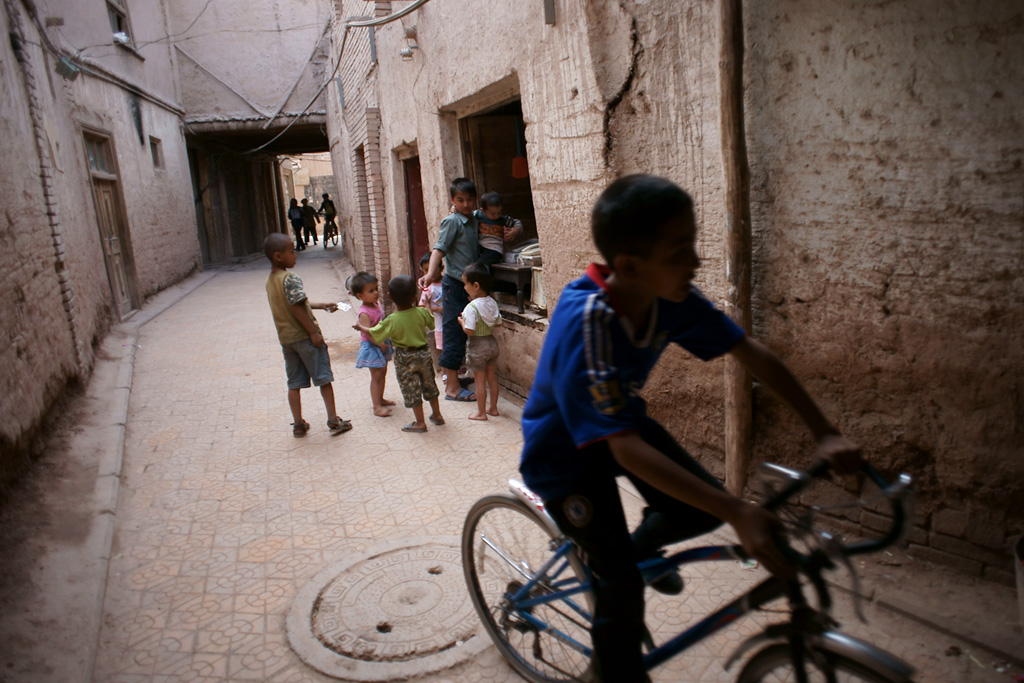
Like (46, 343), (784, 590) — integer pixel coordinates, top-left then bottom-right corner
(465, 335), (499, 372)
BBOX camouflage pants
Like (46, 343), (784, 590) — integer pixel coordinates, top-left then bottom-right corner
(394, 346), (440, 408)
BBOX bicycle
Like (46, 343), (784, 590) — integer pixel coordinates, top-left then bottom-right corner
(322, 217), (339, 247)
(461, 460), (915, 682)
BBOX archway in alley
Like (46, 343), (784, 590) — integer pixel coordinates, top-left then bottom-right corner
(186, 122), (331, 264)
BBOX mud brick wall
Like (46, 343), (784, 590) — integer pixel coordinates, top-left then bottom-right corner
(0, 0), (200, 496)
(328, 0), (1022, 581)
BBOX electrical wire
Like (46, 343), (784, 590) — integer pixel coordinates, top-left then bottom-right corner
(241, 0), (433, 155)
(18, 0), (183, 114)
(63, 22), (323, 55)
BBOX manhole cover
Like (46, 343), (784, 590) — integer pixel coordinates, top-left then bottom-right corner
(287, 537), (490, 681)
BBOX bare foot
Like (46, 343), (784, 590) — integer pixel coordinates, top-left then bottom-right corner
(429, 414), (445, 425)
(381, 398), (396, 406)
(487, 408), (500, 417)
(373, 406), (393, 417)
(468, 412), (488, 421)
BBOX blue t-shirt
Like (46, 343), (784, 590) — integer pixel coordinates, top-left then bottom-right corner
(519, 264), (745, 500)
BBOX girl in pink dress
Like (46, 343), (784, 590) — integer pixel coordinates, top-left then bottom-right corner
(351, 272), (395, 417)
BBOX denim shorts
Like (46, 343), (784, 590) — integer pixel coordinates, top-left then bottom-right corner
(355, 339), (393, 368)
(282, 338), (334, 389)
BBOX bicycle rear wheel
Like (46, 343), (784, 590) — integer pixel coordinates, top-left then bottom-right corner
(738, 643), (905, 683)
(328, 226), (338, 246)
(462, 494), (594, 683)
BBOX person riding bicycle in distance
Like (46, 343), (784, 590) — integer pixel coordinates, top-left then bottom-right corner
(518, 174), (861, 682)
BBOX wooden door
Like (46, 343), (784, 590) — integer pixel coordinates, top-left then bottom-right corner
(94, 180), (133, 317)
(404, 156), (429, 269)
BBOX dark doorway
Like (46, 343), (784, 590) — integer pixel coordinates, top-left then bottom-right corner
(404, 157), (429, 269)
(460, 100), (536, 243)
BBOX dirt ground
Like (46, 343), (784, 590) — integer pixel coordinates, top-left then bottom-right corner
(0, 396), (95, 680)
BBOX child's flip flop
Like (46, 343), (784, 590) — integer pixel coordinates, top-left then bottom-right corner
(445, 388), (476, 402)
(402, 422), (428, 433)
(429, 415), (445, 425)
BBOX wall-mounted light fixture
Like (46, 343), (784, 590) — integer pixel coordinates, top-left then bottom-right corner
(401, 24), (419, 60)
(55, 56), (80, 81)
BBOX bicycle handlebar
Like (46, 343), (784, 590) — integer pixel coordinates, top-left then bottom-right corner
(762, 460), (912, 561)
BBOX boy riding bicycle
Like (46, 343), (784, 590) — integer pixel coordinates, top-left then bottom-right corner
(518, 175), (860, 682)
(319, 193), (338, 243)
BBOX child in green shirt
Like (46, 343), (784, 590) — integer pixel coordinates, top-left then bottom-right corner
(353, 275), (445, 433)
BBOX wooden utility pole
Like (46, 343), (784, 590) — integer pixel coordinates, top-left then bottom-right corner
(719, 0), (753, 495)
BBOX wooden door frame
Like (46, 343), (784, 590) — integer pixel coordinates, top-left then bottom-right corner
(81, 125), (140, 317)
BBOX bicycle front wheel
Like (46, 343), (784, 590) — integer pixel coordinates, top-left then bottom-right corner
(738, 643), (906, 683)
(462, 494), (594, 683)
(329, 228), (338, 246)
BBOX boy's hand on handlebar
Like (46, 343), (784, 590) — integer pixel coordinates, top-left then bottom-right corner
(816, 434), (863, 475)
(731, 502), (796, 580)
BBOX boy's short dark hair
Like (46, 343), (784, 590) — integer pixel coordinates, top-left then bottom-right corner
(591, 174), (693, 265)
(479, 192), (502, 210)
(449, 177), (477, 199)
(263, 232), (292, 261)
(463, 261), (494, 295)
(388, 274), (418, 308)
(322, 193), (329, 198)
(419, 252), (431, 269)
(349, 271), (377, 295)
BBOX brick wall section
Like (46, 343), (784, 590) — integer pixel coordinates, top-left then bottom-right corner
(326, 0), (382, 277)
(365, 108), (391, 299)
(352, 146), (375, 274)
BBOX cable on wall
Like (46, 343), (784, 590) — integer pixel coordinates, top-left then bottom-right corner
(241, 0), (433, 155)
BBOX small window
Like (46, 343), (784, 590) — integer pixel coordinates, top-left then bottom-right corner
(149, 136), (163, 169)
(85, 136), (115, 175)
(107, 0), (133, 45)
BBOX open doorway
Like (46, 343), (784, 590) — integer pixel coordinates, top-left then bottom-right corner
(460, 100), (536, 242)
(460, 99), (541, 313)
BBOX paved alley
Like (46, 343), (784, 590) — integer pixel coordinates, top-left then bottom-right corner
(2, 246), (1017, 683)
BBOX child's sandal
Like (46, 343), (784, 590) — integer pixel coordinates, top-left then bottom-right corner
(327, 417), (353, 435)
(292, 420), (310, 437)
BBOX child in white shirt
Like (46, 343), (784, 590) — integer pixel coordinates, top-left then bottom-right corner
(458, 262), (502, 420)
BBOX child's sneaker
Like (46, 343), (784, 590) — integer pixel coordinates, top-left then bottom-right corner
(327, 417), (353, 435)
(292, 420), (310, 437)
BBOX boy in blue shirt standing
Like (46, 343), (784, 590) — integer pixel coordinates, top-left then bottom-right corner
(519, 175), (860, 682)
(419, 177), (480, 402)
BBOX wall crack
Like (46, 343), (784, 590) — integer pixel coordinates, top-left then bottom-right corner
(602, 13), (643, 168)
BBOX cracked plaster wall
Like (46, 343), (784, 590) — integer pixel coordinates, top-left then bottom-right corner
(330, 0), (1022, 578)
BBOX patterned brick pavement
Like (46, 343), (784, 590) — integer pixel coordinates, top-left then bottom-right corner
(90, 247), (1010, 683)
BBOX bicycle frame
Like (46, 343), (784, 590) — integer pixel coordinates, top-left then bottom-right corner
(495, 468), (916, 680)
(502, 537), (791, 671)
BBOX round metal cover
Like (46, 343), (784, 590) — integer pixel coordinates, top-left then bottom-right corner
(287, 537), (489, 681)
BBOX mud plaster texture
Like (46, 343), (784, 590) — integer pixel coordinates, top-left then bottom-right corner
(0, 0), (200, 492)
(325, 0), (1023, 578)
